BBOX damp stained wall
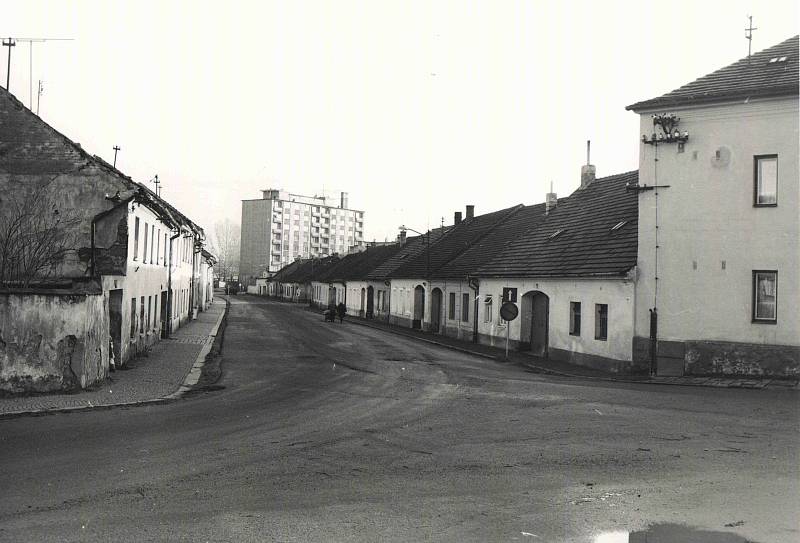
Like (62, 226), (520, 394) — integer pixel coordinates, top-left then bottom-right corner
(0, 291), (108, 393)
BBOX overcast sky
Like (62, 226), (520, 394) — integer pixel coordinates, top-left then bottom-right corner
(4, 1), (798, 242)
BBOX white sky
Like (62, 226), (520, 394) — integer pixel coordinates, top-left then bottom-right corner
(3, 1), (798, 242)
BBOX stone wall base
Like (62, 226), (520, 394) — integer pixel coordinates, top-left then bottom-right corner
(633, 336), (800, 378)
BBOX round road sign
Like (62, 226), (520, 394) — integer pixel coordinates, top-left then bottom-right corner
(500, 301), (518, 321)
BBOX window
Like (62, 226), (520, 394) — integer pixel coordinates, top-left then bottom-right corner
(595, 304), (608, 341)
(147, 296), (152, 331)
(143, 222), (149, 263)
(448, 292), (456, 319)
(164, 233), (168, 266)
(130, 298), (136, 338)
(133, 217), (140, 260)
(754, 155), (778, 206)
(570, 302), (581, 336)
(150, 225), (155, 263)
(753, 271), (777, 323)
(140, 296), (145, 334)
(462, 293), (470, 322)
(156, 228), (161, 264)
(484, 295), (493, 323)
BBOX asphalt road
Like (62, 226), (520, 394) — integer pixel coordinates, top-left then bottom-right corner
(1, 295), (797, 542)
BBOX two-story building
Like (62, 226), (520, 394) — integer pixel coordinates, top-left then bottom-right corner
(0, 86), (210, 392)
(627, 35), (799, 377)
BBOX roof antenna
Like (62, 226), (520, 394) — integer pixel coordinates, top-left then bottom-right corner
(745, 15), (757, 61)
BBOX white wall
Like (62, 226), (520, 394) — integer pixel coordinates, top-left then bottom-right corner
(478, 277), (636, 363)
(635, 97), (799, 347)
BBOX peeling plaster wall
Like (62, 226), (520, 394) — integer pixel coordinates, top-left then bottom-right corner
(0, 292), (108, 393)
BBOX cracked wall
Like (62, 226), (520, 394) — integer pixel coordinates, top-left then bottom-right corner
(0, 292), (108, 393)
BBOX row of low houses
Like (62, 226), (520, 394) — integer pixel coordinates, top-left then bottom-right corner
(0, 86), (216, 393)
(265, 36), (799, 378)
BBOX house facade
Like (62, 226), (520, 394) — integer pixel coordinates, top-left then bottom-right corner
(627, 35), (799, 377)
(0, 86), (210, 392)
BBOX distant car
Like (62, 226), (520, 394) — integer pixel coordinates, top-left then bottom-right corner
(226, 283), (239, 295)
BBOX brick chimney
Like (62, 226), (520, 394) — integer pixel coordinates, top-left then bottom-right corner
(465, 205), (474, 220)
(340, 191), (349, 209)
(398, 230), (407, 245)
(545, 181), (557, 215)
(454, 211), (462, 224)
(580, 140), (596, 189)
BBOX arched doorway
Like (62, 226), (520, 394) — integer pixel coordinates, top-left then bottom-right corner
(413, 285), (425, 329)
(366, 286), (374, 319)
(430, 288), (443, 333)
(519, 291), (549, 357)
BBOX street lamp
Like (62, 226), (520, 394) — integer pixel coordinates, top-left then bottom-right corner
(398, 225), (430, 282)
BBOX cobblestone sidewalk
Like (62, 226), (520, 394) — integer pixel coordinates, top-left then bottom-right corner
(0, 299), (226, 417)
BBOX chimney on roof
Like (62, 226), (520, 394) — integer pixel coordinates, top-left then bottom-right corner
(465, 205), (474, 220)
(545, 181), (557, 215)
(454, 211), (462, 225)
(398, 229), (407, 245)
(581, 140), (596, 189)
(340, 191), (348, 209)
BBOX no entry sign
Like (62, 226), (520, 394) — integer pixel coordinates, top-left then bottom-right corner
(500, 301), (518, 321)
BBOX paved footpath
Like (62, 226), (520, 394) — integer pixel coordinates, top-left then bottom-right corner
(0, 298), (226, 417)
(297, 303), (799, 391)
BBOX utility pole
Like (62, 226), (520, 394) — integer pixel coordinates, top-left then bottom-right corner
(150, 175), (161, 197)
(113, 146), (121, 168)
(745, 16), (757, 60)
(2, 38), (15, 90)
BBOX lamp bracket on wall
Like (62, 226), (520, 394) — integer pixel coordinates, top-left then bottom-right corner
(642, 113), (689, 145)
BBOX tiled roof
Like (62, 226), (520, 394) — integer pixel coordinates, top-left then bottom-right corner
(439, 203), (548, 279)
(270, 259), (307, 283)
(389, 205), (523, 279)
(473, 171), (639, 278)
(321, 244), (405, 282)
(0, 86), (204, 237)
(292, 256), (341, 283)
(627, 35), (799, 111)
(366, 227), (452, 281)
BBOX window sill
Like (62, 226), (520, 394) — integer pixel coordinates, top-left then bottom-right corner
(569, 332), (581, 337)
(751, 319), (777, 325)
(753, 203), (778, 208)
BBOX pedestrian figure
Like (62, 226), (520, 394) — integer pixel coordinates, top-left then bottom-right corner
(324, 303), (336, 322)
(336, 302), (347, 323)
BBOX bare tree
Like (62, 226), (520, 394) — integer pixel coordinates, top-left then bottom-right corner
(210, 219), (240, 281)
(0, 188), (81, 287)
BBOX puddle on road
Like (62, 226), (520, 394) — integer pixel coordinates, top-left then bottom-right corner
(595, 523), (759, 542)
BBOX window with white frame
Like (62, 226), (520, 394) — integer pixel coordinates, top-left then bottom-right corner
(595, 304), (608, 341)
(484, 295), (493, 323)
(752, 271), (777, 323)
(754, 155), (778, 206)
(448, 292), (456, 319)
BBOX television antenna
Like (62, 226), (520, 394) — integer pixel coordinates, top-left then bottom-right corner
(2, 37), (74, 109)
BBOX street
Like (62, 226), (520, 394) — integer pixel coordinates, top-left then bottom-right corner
(0, 294), (797, 542)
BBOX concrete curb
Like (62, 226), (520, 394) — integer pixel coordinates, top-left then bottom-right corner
(343, 313), (799, 391)
(0, 301), (228, 420)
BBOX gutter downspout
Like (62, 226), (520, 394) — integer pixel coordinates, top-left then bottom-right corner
(468, 275), (480, 344)
(166, 230), (181, 337)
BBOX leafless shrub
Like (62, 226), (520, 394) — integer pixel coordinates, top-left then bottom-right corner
(0, 187), (81, 287)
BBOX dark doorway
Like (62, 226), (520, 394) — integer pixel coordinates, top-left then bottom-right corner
(430, 288), (443, 333)
(412, 285), (425, 329)
(160, 290), (169, 338)
(520, 291), (549, 357)
(108, 289), (123, 369)
(366, 286), (374, 319)
(360, 288), (366, 317)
